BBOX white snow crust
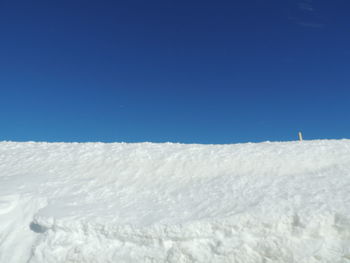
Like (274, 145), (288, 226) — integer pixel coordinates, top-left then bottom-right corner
(1, 140), (350, 262)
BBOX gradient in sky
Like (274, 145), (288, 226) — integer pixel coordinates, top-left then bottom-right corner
(0, 0), (349, 143)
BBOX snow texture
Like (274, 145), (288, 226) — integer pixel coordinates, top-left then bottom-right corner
(1, 140), (350, 263)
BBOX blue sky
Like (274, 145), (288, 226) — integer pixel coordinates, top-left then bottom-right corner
(0, 0), (349, 144)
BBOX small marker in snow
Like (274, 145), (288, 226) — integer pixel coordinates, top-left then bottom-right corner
(298, 132), (303, 141)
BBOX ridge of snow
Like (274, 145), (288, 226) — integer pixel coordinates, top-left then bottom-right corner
(1, 140), (350, 262)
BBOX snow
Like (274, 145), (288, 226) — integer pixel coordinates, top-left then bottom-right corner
(1, 140), (350, 262)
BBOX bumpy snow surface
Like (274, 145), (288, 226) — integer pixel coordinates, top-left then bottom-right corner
(1, 140), (350, 262)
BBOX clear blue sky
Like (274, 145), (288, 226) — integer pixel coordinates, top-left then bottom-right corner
(0, 0), (349, 144)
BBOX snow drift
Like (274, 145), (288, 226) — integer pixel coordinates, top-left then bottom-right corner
(1, 140), (350, 262)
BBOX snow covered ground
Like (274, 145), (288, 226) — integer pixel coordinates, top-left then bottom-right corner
(1, 140), (350, 263)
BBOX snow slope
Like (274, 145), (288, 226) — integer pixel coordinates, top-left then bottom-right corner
(1, 140), (350, 263)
